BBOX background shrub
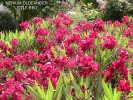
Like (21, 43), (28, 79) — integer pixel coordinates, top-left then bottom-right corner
(127, 0), (133, 16)
(80, 3), (101, 21)
(0, 11), (18, 32)
(80, 0), (98, 8)
(102, 0), (128, 21)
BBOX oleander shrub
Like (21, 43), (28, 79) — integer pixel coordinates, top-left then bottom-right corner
(0, 14), (133, 100)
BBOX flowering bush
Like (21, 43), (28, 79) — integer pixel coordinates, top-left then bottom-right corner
(0, 14), (133, 100)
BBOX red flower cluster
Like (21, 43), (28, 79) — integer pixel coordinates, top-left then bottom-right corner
(78, 56), (99, 78)
(32, 17), (43, 26)
(118, 80), (132, 93)
(122, 16), (129, 24)
(0, 78), (24, 100)
(102, 48), (132, 93)
(14, 50), (38, 67)
(93, 19), (104, 32)
(35, 28), (49, 36)
(19, 21), (30, 31)
(79, 37), (96, 52)
(10, 39), (19, 47)
(74, 21), (92, 33)
(100, 35), (117, 49)
(53, 13), (73, 28)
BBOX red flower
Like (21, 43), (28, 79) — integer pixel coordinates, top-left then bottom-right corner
(19, 21), (30, 31)
(100, 35), (117, 50)
(113, 20), (121, 27)
(65, 47), (77, 57)
(122, 16), (129, 24)
(89, 31), (98, 38)
(3, 58), (13, 70)
(102, 58), (128, 82)
(14, 71), (26, 81)
(107, 20), (112, 25)
(53, 13), (73, 28)
(118, 80), (132, 93)
(93, 19), (104, 32)
(53, 56), (68, 69)
(26, 69), (38, 80)
(123, 28), (133, 37)
(102, 70), (113, 82)
(119, 49), (128, 59)
(79, 37), (95, 52)
(68, 58), (77, 68)
(74, 21), (91, 32)
(35, 28), (49, 36)
(64, 33), (81, 45)
(33, 17), (43, 26)
(54, 27), (70, 43)
(128, 39), (133, 48)
(37, 37), (44, 44)
(78, 56), (99, 78)
(10, 39), (19, 46)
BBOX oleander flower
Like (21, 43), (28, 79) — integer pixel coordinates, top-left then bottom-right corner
(10, 39), (19, 46)
(118, 80), (132, 93)
(122, 16), (129, 24)
(35, 28), (49, 36)
(33, 17), (43, 26)
(100, 35), (117, 50)
(19, 21), (30, 31)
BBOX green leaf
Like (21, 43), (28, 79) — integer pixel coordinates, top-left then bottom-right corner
(69, 71), (74, 81)
(72, 79), (82, 97)
(52, 47), (58, 57)
(53, 71), (63, 99)
(46, 80), (54, 100)
(128, 72), (133, 86)
(113, 88), (121, 100)
(102, 80), (112, 100)
(127, 48), (133, 55)
(56, 87), (62, 100)
(63, 87), (73, 100)
(27, 85), (43, 100)
(35, 82), (46, 99)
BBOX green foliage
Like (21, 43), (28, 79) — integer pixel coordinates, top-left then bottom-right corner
(0, 11), (18, 32)
(68, 10), (86, 24)
(26, 71), (91, 100)
(102, 80), (122, 100)
(80, 0), (98, 8)
(0, 29), (37, 53)
(127, 0), (133, 16)
(80, 3), (101, 21)
(102, 73), (133, 100)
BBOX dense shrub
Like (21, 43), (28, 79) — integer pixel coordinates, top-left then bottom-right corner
(0, 13), (133, 99)
(102, 0), (129, 21)
(127, 0), (133, 16)
(0, 11), (18, 32)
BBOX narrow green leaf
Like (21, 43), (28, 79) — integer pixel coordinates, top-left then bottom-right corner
(128, 73), (133, 86)
(102, 80), (112, 100)
(46, 80), (54, 100)
(27, 85), (43, 100)
(56, 87), (62, 100)
(52, 47), (58, 57)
